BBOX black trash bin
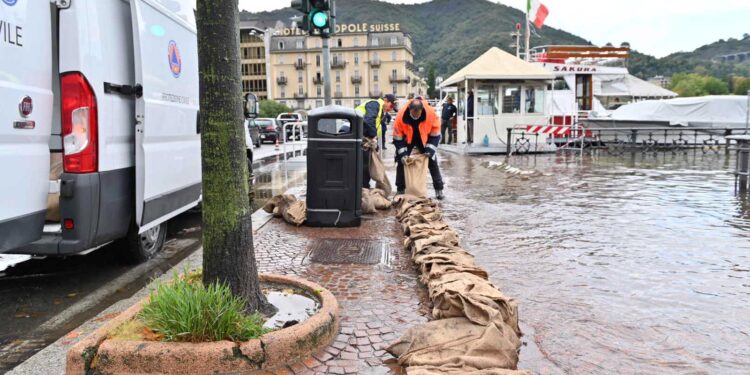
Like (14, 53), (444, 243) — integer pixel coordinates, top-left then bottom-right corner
(306, 106), (363, 227)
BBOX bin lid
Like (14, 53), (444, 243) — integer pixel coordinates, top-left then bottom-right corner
(309, 105), (361, 119)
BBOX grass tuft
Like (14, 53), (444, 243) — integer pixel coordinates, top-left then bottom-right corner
(139, 272), (268, 342)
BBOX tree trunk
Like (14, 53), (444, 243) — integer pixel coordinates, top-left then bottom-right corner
(196, 0), (274, 315)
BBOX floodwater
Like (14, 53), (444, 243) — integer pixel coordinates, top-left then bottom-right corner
(437, 151), (750, 374)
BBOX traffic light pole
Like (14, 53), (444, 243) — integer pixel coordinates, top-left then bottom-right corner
(322, 36), (332, 106)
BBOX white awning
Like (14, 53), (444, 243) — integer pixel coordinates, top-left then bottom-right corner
(441, 47), (555, 87)
(598, 74), (677, 98)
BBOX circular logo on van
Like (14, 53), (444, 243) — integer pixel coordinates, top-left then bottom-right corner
(19, 96), (32, 118)
(2, 0), (18, 6)
(168, 40), (182, 78)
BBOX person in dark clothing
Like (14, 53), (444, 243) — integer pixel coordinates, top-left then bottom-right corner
(355, 94), (397, 188)
(466, 90), (474, 144)
(440, 96), (457, 144)
(382, 112), (391, 150)
(393, 99), (445, 199)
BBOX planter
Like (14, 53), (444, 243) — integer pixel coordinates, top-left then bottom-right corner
(66, 274), (339, 375)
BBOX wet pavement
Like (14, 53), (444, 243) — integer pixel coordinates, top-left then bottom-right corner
(253, 211), (430, 375)
(436, 150), (750, 374)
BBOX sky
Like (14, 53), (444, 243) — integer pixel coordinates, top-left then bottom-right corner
(237, 0), (750, 58)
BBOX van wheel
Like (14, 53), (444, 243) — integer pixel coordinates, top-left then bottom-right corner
(117, 222), (167, 263)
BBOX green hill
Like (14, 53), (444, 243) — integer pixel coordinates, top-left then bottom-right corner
(241, 0), (589, 77)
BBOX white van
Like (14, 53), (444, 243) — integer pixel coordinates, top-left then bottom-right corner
(0, 0), (201, 262)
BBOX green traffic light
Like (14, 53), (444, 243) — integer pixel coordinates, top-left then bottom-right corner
(311, 10), (329, 28)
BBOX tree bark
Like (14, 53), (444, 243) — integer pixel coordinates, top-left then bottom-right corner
(196, 0), (274, 315)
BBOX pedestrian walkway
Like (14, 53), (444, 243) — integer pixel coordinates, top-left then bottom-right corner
(253, 209), (431, 374)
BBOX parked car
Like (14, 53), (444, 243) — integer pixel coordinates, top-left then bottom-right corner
(285, 121), (308, 141)
(0, 0), (200, 262)
(254, 118), (280, 144)
(245, 119), (261, 148)
(276, 112), (304, 127)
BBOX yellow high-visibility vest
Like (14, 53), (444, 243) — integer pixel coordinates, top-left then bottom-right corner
(355, 98), (384, 137)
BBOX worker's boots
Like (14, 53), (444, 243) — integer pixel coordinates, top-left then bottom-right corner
(436, 190), (445, 200)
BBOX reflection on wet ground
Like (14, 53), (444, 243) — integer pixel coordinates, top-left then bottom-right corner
(437, 151), (750, 374)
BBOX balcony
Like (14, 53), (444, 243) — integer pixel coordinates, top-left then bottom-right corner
(389, 75), (411, 84)
(369, 59), (381, 67)
(276, 76), (288, 85)
(294, 92), (306, 99)
(351, 75), (362, 84)
(370, 90), (382, 98)
(313, 76), (324, 85)
(294, 61), (305, 70)
(331, 60), (347, 69)
(334, 92), (343, 98)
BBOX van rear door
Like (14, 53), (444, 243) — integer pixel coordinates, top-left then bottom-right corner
(129, 0), (201, 231)
(0, 2), (53, 252)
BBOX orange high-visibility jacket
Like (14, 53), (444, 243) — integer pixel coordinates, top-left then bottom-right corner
(392, 99), (441, 146)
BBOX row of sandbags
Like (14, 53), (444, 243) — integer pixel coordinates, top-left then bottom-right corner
(263, 188), (391, 226)
(386, 195), (531, 375)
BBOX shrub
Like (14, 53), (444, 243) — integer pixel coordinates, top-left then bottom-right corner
(140, 273), (268, 342)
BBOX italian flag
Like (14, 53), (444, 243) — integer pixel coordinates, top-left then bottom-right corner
(527, 0), (549, 29)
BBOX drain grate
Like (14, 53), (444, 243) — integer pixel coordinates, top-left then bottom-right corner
(307, 239), (387, 265)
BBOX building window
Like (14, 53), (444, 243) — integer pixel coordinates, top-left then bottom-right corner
(392, 69), (397, 79)
(298, 71), (303, 83)
(296, 40), (303, 49)
(337, 38), (342, 47)
(336, 84), (341, 93)
(316, 100), (323, 107)
(298, 87), (303, 95)
(391, 51), (397, 61)
(335, 100), (342, 106)
(355, 85), (360, 97)
(372, 37), (379, 47)
(390, 36), (397, 45)
(392, 84), (397, 95)
(525, 87), (544, 114)
(279, 55), (284, 64)
(316, 55), (320, 67)
(336, 71), (340, 83)
(280, 90), (286, 98)
(354, 53), (359, 65)
(373, 69), (379, 82)
(317, 86), (322, 97)
(278, 41), (285, 50)
(501, 86), (520, 114)
(353, 37), (359, 47)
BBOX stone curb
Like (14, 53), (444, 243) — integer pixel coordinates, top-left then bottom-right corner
(66, 274), (339, 375)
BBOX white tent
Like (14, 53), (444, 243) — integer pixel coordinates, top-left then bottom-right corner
(611, 96), (748, 126)
(441, 47), (554, 87)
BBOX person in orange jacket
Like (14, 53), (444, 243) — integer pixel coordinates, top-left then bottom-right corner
(393, 98), (445, 199)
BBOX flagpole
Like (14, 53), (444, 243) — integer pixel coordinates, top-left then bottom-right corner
(525, 0), (531, 61)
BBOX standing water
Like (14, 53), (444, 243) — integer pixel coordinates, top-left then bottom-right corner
(438, 151), (750, 374)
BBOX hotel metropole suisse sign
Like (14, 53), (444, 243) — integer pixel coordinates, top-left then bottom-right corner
(279, 23), (402, 36)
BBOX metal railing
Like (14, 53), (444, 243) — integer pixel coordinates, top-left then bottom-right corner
(331, 60), (347, 69)
(369, 59), (381, 67)
(389, 75), (410, 83)
(294, 61), (305, 70)
(313, 76), (323, 85)
(506, 125), (737, 156)
(351, 76), (362, 84)
(282, 122), (307, 164)
(276, 76), (287, 85)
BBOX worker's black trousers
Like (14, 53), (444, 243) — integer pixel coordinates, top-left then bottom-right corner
(396, 154), (444, 192)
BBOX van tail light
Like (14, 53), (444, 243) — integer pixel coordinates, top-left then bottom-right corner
(61, 72), (98, 173)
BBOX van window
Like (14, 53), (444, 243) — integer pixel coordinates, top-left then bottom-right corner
(153, 0), (196, 25)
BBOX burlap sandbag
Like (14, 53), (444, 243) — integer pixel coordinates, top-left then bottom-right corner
(428, 273), (520, 332)
(407, 366), (534, 375)
(404, 226), (458, 250)
(361, 188), (377, 214)
(369, 188), (392, 210)
(404, 154), (429, 198)
(403, 221), (449, 236)
(412, 231), (460, 256)
(282, 200), (306, 226)
(46, 153), (64, 222)
(417, 253), (489, 284)
(386, 317), (520, 370)
(263, 194), (297, 216)
(363, 138), (393, 196)
(413, 245), (474, 264)
(263, 194), (305, 226)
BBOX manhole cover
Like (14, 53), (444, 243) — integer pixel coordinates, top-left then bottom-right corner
(307, 239), (388, 265)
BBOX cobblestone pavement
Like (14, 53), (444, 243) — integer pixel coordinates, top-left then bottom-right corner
(253, 211), (431, 375)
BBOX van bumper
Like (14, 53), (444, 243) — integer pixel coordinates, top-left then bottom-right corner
(12, 168), (134, 256)
(0, 210), (46, 253)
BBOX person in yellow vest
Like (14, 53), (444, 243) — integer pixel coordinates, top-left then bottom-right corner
(355, 94), (397, 188)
